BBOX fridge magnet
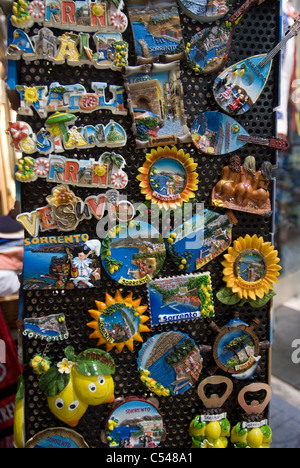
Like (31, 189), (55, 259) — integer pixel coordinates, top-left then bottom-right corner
(217, 234), (281, 308)
(138, 331), (203, 396)
(211, 156), (273, 216)
(24, 427), (89, 448)
(103, 396), (165, 448)
(16, 82), (127, 119)
(10, 0), (128, 33)
(38, 346), (115, 427)
(127, 0), (185, 64)
(189, 376), (233, 449)
(87, 290), (150, 353)
(209, 313), (267, 380)
(185, 0), (267, 74)
(166, 209), (233, 273)
(213, 17), (300, 115)
(147, 272), (214, 326)
(191, 112), (289, 155)
(15, 153), (128, 192)
(137, 146), (198, 211)
(7, 115), (127, 155)
(123, 62), (191, 148)
(231, 383), (272, 448)
(178, 0), (233, 22)
(23, 234), (101, 290)
(101, 221), (166, 286)
(13, 375), (25, 448)
(23, 314), (69, 341)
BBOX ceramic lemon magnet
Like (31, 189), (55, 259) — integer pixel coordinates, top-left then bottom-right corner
(101, 221), (166, 286)
(231, 383), (273, 448)
(166, 209), (233, 272)
(87, 291), (150, 353)
(138, 331), (203, 396)
(217, 234), (281, 308)
(147, 273), (214, 326)
(189, 376), (233, 449)
(103, 396), (166, 448)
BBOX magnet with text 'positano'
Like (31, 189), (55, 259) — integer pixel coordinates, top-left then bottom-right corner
(7, 115), (127, 155)
(23, 234), (101, 290)
(137, 146), (198, 211)
(37, 346), (115, 427)
(191, 112), (289, 155)
(101, 221), (166, 287)
(189, 376), (233, 449)
(15, 152), (128, 191)
(166, 209), (233, 273)
(231, 383), (272, 448)
(24, 428), (89, 448)
(123, 62), (191, 148)
(211, 155), (272, 217)
(185, 0), (266, 74)
(217, 234), (281, 308)
(16, 186), (135, 237)
(103, 396), (166, 448)
(147, 272), (214, 326)
(138, 331), (203, 396)
(87, 290), (150, 353)
(126, 0), (185, 64)
(16, 82), (127, 119)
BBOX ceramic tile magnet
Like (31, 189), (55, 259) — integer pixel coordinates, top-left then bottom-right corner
(178, 0), (233, 22)
(87, 290), (150, 353)
(102, 396), (166, 448)
(137, 331), (203, 396)
(23, 314), (69, 341)
(189, 376), (233, 449)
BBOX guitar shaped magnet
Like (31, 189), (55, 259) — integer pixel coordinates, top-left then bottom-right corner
(213, 16), (300, 115)
(191, 111), (289, 155)
(185, 0), (266, 74)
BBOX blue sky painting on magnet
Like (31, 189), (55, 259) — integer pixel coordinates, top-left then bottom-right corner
(166, 210), (232, 273)
(178, 0), (233, 21)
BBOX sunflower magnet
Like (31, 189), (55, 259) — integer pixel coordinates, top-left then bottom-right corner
(217, 235), (281, 308)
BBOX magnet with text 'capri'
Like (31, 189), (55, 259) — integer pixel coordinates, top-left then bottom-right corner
(138, 331), (203, 396)
(87, 290), (150, 353)
(102, 396), (166, 448)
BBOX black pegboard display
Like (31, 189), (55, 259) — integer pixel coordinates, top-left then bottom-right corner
(16, 0), (279, 449)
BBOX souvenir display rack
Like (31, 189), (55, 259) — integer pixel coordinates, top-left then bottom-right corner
(14, 0), (279, 448)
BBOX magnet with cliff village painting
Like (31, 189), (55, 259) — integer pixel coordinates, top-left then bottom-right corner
(123, 62), (191, 148)
(138, 331), (203, 396)
(166, 209), (233, 273)
(147, 272), (214, 326)
(211, 155), (273, 217)
(178, 0), (234, 22)
(126, 0), (185, 64)
(101, 221), (166, 286)
(103, 396), (165, 448)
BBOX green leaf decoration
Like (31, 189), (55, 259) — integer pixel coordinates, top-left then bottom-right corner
(193, 416), (206, 430)
(236, 422), (247, 436)
(16, 374), (25, 402)
(64, 346), (76, 362)
(234, 442), (248, 449)
(39, 365), (70, 397)
(248, 290), (277, 309)
(192, 436), (205, 448)
(216, 287), (242, 305)
(75, 349), (116, 377)
(261, 424), (271, 439)
(220, 418), (230, 433)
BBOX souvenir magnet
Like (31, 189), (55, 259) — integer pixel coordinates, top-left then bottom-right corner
(166, 209), (233, 273)
(14, 375), (25, 448)
(103, 396), (165, 448)
(127, 0), (185, 64)
(178, 0), (233, 22)
(209, 312), (269, 380)
(23, 234), (101, 290)
(189, 376), (233, 449)
(211, 156), (273, 216)
(185, 0), (267, 74)
(123, 62), (191, 148)
(23, 314), (69, 340)
(147, 272), (214, 326)
(38, 346), (115, 427)
(231, 383), (272, 448)
(213, 17), (300, 115)
(137, 146), (198, 211)
(24, 427), (89, 448)
(87, 290), (150, 353)
(101, 221), (166, 286)
(191, 112), (289, 155)
(138, 331), (203, 396)
(217, 234), (281, 308)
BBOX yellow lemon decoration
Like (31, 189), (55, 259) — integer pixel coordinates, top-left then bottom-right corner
(231, 423), (272, 448)
(189, 416), (231, 448)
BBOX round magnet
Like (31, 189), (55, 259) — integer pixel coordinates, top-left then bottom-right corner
(24, 428), (89, 448)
